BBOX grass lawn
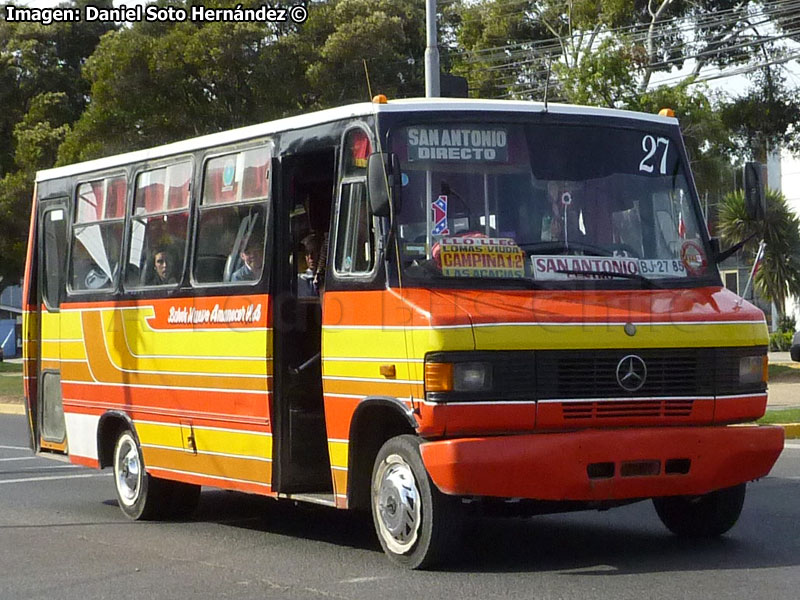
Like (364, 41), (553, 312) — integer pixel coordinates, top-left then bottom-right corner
(769, 363), (800, 382)
(759, 407), (800, 424)
(0, 361), (23, 402)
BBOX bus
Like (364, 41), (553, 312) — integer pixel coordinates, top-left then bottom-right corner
(22, 97), (784, 569)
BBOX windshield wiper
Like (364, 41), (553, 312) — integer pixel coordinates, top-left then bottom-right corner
(554, 269), (662, 289)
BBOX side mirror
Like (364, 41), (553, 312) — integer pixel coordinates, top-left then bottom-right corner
(744, 162), (766, 221)
(367, 152), (401, 218)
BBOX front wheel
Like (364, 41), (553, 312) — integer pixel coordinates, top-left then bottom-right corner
(113, 429), (200, 520)
(370, 435), (462, 569)
(653, 483), (746, 538)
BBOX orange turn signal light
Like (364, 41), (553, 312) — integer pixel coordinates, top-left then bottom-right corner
(425, 363), (453, 392)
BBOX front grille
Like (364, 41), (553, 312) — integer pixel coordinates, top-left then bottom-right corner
(536, 348), (714, 399)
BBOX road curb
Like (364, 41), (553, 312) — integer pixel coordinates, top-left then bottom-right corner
(0, 403), (24, 415)
(781, 423), (800, 439)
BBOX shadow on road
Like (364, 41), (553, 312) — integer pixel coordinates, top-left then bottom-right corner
(166, 477), (800, 575)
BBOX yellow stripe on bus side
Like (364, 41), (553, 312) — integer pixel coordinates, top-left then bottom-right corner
(193, 427), (272, 460)
(136, 421), (272, 460)
(471, 321), (768, 351)
(323, 328), (410, 359)
(136, 422), (184, 449)
(328, 440), (349, 469)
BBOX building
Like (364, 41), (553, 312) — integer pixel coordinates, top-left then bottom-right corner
(0, 284), (22, 359)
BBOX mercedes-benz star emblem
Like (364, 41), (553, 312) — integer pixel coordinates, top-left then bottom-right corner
(616, 355), (647, 392)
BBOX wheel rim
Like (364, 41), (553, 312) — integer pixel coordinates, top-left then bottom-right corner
(114, 435), (142, 507)
(373, 453), (421, 555)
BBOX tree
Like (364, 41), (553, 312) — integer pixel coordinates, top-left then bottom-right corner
(721, 68), (800, 161)
(717, 188), (800, 318)
(0, 1), (115, 284)
(58, 0), (307, 164)
(302, 0), (426, 106)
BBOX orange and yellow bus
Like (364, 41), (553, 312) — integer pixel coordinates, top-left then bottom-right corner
(23, 97), (783, 568)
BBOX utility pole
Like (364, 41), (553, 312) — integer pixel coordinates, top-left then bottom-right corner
(425, 0), (440, 97)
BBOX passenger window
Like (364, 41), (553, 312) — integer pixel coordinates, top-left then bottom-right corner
(193, 146), (271, 285)
(70, 176), (127, 292)
(126, 162), (192, 288)
(334, 181), (375, 274)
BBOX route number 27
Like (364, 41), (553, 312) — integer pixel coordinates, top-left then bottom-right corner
(639, 135), (670, 174)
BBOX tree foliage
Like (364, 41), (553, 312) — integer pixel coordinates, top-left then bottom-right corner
(717, 188), (800, 316)
(0, 1), (115, 284)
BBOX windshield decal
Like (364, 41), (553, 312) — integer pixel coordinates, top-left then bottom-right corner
(431, 195), (450, 235)
(532, 255), (638, 281)
(680, 240), (708, 276)
(531, 255), (688, 281)
(407, 127), (508, 162)
(440, 237), (524, 278)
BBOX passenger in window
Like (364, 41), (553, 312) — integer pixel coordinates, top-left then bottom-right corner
(232, 238), (264, 282)
(298, 232), (322, 297)
(147, 246), (179, 285)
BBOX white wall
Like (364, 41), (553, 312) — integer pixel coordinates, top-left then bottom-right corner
(782, 149), (800, 327)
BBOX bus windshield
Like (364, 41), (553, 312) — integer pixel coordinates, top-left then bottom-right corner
(391, 121), (712, 288)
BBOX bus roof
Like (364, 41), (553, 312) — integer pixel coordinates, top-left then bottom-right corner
(35, 98), (678, 183)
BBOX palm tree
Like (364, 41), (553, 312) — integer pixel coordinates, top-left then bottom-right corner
(717, 188), (800, 317)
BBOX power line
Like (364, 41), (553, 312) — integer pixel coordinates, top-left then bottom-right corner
(446, 0), (800, 99)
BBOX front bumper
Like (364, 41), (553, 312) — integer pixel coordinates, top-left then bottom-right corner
(420, 425), (784, 501)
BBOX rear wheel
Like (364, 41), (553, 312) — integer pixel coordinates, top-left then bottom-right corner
(370, 435), (462, 569)
(653, 483), (746, 537)
(113, 429), (200, 520)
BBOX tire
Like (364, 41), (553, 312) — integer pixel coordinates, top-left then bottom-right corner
(653, 483), (746, 538)
(790, 346), (800, 362)
(112, 429), (200, 520)
(370, 435), (463, 569)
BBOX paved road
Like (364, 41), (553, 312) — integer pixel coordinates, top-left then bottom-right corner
(1, 413), (799, 600)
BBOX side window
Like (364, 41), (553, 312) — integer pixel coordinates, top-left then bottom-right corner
(335, 129), (375, 276)
(70, 176), (126, 292)
(334, 182), (375, 274)
(126, 162), (191, 288)
(193, 145), (271, 285)
(42, 207), (68, 308)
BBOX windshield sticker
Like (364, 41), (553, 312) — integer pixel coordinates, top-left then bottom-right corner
(431, 195), (450, 235)
(407, 127), (508, 162)
(531, 255), (690, 280)
(531, 255), (639, 280)
(638, 259), (687, 277)
(440, 237), (524, 278)
(680, 240), (707, 275)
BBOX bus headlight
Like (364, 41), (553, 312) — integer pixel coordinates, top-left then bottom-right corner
(739, 355), (767, 385)
(424, 361), (493, 393)
(454, 362), (492, 392)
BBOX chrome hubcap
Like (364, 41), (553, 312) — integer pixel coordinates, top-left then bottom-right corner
(115, 436), (141, 506)
(373, 454), (421, 554)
